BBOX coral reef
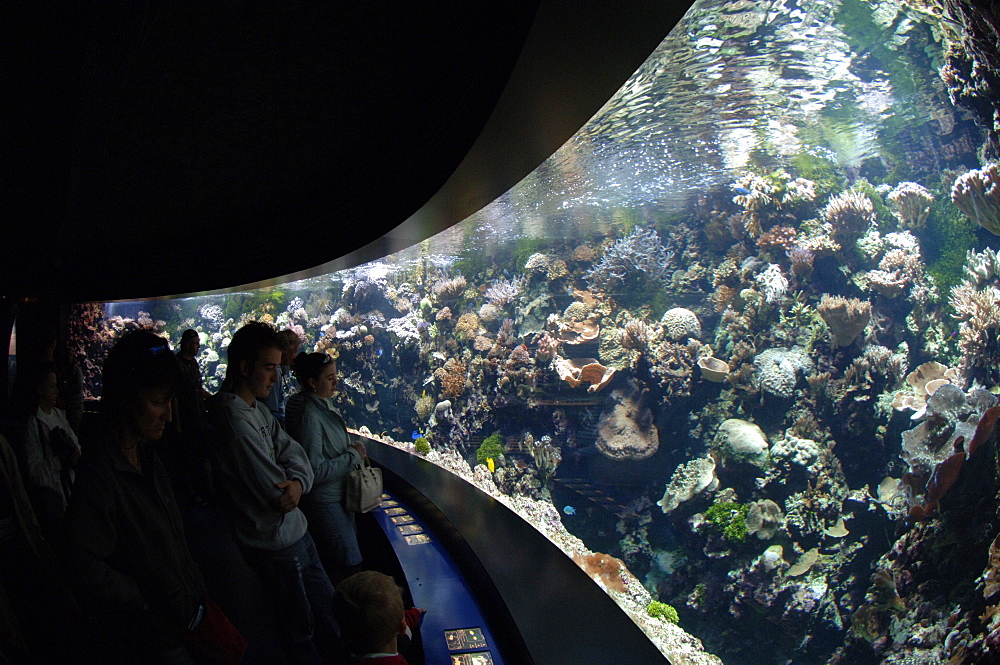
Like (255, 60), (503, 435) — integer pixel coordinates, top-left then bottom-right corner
(66, 7), (1000, 663)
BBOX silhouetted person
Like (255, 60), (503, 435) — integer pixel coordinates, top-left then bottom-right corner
(262, 328), (300, 427)
(174, 329), (214, 505)
(61, 330), (210, 664)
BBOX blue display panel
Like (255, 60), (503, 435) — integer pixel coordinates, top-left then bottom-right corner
(371, 492), (504, 665)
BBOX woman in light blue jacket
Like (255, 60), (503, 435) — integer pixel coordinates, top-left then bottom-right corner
(286, 352), (367, 583)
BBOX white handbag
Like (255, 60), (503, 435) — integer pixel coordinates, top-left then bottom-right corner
(345, 457), (383, 513)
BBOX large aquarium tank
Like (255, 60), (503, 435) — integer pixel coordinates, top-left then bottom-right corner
(69, 1), (1000, 663)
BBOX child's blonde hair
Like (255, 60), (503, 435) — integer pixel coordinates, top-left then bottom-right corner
(336, 571), (405, 653)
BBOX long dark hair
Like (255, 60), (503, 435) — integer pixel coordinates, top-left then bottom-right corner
(290, 352), (333, 391)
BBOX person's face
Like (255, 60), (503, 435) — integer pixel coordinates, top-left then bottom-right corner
(38, 372), (58, 409)
(244, 348), (281, 399)
(309, 363), (338, 398)
(133, 388), (173, 441)
(182, 336), (200, 356)
(280, 344), (297, 366)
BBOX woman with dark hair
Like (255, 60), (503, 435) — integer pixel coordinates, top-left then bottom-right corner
(61, 330), (210, 664)
(286, 352), (366, 583)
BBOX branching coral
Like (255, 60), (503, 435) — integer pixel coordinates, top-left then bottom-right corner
(864, 248), (925, 298)
(432, 274), (467, 301)
(733, 173), (776, 236)
(436, 359), (467, 399)
(484, 277), (525, 308)
(949, 248), (1000, 376)
(584, 227), (674, 294)
(822, 189), (876, 246)
(755, 264), (789, 304)
(951, 163), (1000, 235)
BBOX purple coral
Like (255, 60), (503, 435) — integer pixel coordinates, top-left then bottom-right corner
(584, 227), (674, 293)
(484, 277), (525, 308)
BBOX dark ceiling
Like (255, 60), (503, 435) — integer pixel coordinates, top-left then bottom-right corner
(3, 1), (694, 303)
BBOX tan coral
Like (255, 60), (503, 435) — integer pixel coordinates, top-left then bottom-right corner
(952, 163), (1000, 235)
(905, 360), (960, 394)
(817, 294), (870, 346)
(697, 356), (730, 382)
(887, 182), (934, 230)
(595, 389), (659, 460)
(556, 317), (600, 345)
(554, 357), (617, 392)
(823, 189), (876, 244)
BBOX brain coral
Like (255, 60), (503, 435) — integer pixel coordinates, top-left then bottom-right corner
(753, 346), (814, 398)
(661, 307), (701, 341)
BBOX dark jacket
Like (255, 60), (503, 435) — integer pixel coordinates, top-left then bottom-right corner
(62, 437), (206, 649)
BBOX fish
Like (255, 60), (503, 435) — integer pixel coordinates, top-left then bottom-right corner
(411, 430), (422, 440)
(563, 505), (577, 516)
(376, 348), (384, 357)
(733, 186), (752, 195)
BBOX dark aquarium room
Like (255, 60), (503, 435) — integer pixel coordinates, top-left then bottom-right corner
(4, 1), (1000, 664)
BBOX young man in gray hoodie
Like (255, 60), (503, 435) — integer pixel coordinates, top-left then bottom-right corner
(210, 321), (338, 665)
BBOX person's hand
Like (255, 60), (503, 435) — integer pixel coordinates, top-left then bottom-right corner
(275, 479), (303, 512)
(351, 442), (367, 459)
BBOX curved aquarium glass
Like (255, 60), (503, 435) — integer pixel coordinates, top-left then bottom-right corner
(71, 1), (1000, 663)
